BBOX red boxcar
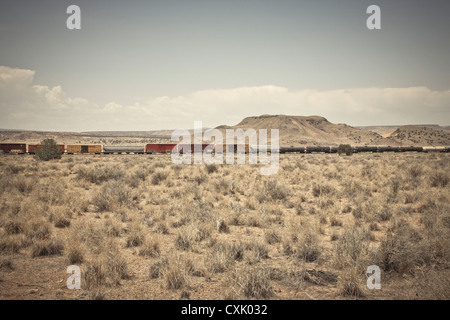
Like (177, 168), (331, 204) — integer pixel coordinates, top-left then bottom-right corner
(28, 144), (65, 154)
(0, 143), (26, 154)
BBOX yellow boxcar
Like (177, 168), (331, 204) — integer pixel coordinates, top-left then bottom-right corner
(66, 145), (102, 154)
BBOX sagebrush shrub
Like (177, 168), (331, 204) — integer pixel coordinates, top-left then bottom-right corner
(35, 139), (62, 161)
(338, 144), (353, 156)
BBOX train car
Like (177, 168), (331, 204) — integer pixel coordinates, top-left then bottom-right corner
(330, 146), (338, 154)
(170, 143), (214, 154)
(248, 145), (269, 154)
(250, 145), (280, 153)
(28, 144), (65, 154)
(353, 146), (378, 153)
(145, 143), (177, 154)
(203, 144), (215, 154)
(216, 144), (234, 153)
(66, 145), (102, 154)
(279, 146), (305, 154)
(422, 146), (441, 153)
(0, 143), (26, 154)
(377, 146), (395, 153)
(424, 146), (446, 153)
(306, 146), (330, 153)
(103, 145), (145, 154)
(399, 146), (423, 152)
(215, 144), (248, 154)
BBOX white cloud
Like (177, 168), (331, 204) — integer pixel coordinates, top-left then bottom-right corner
(0, 65), (449, 131)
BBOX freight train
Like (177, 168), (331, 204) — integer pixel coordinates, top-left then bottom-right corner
(0, 143), (449, 155)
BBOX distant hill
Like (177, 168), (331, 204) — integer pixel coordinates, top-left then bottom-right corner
(215, 115), (399, 146)
(357, 124), (450, 138)
(387, 125), (450, 146)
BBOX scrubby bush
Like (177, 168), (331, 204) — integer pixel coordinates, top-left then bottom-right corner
(338, 144), (353, 156)
(230, 267), (274, 298)
(204, 163), (218, 174)
(375, 223), (431, 274)
(92, 180), (134, 211)
(429, 171), (449, 188)
(139, 235), (161, 258)
(76, 164), (125, 184)
(151, 169), (169, 185)
(257, 178), (289, 202)
(30, 238), (64, 257)
(83, 242), (129, 289)
(35, 139), (62, 161)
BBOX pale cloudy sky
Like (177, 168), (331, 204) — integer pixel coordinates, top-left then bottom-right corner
(0, 0), (449, 131)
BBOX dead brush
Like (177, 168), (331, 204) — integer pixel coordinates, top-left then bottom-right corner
(72, 220), (106, 254)
(175, 223), (212, 251)
(149, 256), (169, 279)
(125, 223), (145, 248)
(6, 164), (24, 174)
(257, 178), (290, 203)
(216, 219), (229, 233)
(49, 206), (72, 228)
(139, 234), (161, 258)
(429, 171), (449, 188)
(76, 164), (125, 184)
(133, 166), (152, 181)
(163, 253), (196, 290)
(83, 241), (129, 289)
(30, 238), (64, 258)
(4, 220), (24, 235)
(0, 257), (14, 271)
(11, 177), (34, 194)
(24, 219), (52, 242)
(334, 228), (371, 270)
(312, 183), (335, 198)
(214, 179), (231, 195)
(339, 266), (366, 298)
(204, 241), (246, 273)
(92, 180), (135, 212)
(102, 218), (122, 237)
(406, 165), (422, 179)
(264, 229), (282, 245)
(66, 240), (85, 264)
(243, 241), (269, 264)
(204, 163), (218, 174)
(330, 216), (343, 227)
(204, 248), (234, 273)
(295, 223), (322, 262)
(0, 234), (29, 254)
(229, 267), (274, 299)
(375, 222), (431, 275)
(151, 169), (169, 185)
(34, 181), (68, 206)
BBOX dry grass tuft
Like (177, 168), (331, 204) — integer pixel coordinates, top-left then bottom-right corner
(230, 267), (274, 299)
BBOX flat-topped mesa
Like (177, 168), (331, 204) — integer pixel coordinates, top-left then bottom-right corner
(235, 114), (329, 127)
(215, 114), (396, 147)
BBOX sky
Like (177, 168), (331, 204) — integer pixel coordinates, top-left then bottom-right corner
(0, 0), (449, 131)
